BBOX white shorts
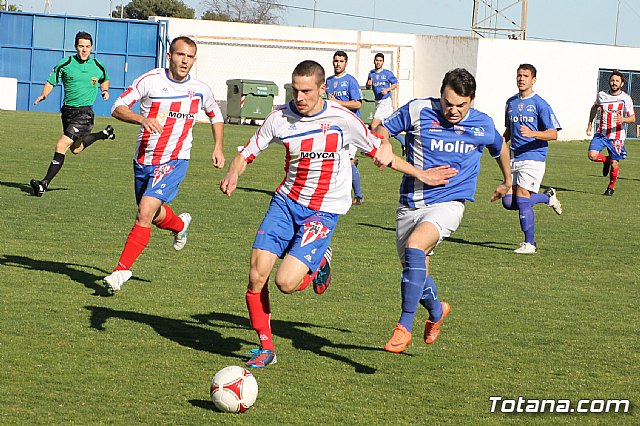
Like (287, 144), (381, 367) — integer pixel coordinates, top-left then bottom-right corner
(511, 159), (546, 193)
(395, 201), (465, 262)
(374, 97), (394, 120)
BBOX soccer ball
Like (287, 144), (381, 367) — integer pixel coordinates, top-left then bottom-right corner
(210, 366), (259, 413)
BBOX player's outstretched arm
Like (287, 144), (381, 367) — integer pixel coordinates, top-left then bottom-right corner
(491, 142), (512, 202)
(387, 154), (458, 185)
(220, 154), (247, 196)
(34, 82), (54, 105)
(210, 122), (225, 169)
(371, 125), (394, 169)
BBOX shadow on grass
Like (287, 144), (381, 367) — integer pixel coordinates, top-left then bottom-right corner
(193, 312), (384, 375)
(0, 254), (143, 296)
(540, 184), (590, 195)
(85, 306), (252, 360)
(617, 176), (640, 182)
(187, 399), (218, 412)
(236, 186), (275, 197)
(446, 237), (513, 251)
(356, 222), (395, 232)
(0, 180), (69, 195)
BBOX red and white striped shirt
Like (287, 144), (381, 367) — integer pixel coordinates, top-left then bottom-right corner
(112, 68), (222, 165)
(595, 90), (634, 141)
(240, 100), (381, 214)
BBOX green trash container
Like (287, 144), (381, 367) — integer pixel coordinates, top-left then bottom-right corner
(284, 83), (326, 104)
(359, 87), (376, 125)
(226, 79), (279, 123)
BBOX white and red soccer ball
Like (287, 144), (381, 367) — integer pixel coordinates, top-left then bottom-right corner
(210, 366), (258, 413)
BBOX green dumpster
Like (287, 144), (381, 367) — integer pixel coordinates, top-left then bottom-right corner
(359, 87), (376, 125)
(226, 79), (278, 123)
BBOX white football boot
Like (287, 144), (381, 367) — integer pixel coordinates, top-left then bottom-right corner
(514, 242), (536, 254)
(104, 270), (133, 294)
(543, 187), (562, 215)
(172, 213), (192, 251)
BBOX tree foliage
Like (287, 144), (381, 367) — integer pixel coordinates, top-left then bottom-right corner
(201, 0), (285, 24)
(112, 0), (195, 20)
(1, 0), (21, 11)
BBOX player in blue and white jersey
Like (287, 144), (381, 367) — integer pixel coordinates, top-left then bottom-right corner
(366, 53), (405, 150)
(374, 68), (512, 354)
(326, 51), (366, 205)
(501, 64), (563, 255)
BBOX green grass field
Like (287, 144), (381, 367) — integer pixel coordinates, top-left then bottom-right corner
(1, 110), (638, 424)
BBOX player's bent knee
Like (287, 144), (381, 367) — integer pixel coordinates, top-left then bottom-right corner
(274, 276), (300, 294)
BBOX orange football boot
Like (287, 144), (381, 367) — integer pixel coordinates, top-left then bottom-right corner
(384, 323), (412, 353)
(424, 301), (450, 344)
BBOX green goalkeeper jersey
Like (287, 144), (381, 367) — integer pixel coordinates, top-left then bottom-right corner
(46, 54), (109, 108)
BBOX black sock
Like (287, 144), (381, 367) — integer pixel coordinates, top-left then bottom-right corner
(80, 129), (108, 149)
(43, 152), (65, 185)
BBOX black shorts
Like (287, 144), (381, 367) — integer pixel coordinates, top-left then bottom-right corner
(61, 105), (95, 141)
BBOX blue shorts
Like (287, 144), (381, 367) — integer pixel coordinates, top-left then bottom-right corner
(253, 193), (339, 272)
(133, 159), (188, 205)
(589, 134), (627, 161)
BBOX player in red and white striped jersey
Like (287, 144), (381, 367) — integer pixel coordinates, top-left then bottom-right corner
(103, 37), (225, 293)
(587, 70), (636, 196)
(220, 60), (457, 368)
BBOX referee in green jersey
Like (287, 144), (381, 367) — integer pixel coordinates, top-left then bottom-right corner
(30, 31), (115, 197)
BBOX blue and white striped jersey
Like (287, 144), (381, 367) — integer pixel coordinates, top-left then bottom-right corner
(383, 97), (503, 206)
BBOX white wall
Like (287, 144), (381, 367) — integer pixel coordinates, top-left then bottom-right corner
(0, 77), (17, 110)
(152, 17), (640, 140)
(153, 18), (416, 117)
(413, 35), (479, 99)
(474, 38), (640, 140)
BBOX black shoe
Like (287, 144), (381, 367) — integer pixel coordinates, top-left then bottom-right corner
(603, 187), (614, 196)
(103, 125), (115, 140)
(30, 179), (46, 197)
(602, 161), (611, 177)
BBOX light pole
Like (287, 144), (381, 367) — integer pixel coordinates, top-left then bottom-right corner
(312, 0), (317, 28)
(614, 0), (620, 46)
(372, 0), (376, 30)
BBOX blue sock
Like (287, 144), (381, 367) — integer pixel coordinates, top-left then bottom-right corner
(501, 194), (518, 210)
(516, 196), (535, 245)
(399, 248), (426, 331)
(394, 133), (406, 147)
(419, 274), (442, 322)
(351, 163), (363, 199)
(529, 192), (549, 206)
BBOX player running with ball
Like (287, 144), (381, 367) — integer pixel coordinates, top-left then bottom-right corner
(220, 60), (457, 368)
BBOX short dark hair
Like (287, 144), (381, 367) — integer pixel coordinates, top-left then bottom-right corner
(440, 68), (476, 99)
(517, 63), (537, 77)
(75, 32), (93, 46)
(374, 52), (384, 60)
(333, 50), (348, 61)
(610, 69), (625, 83)
(170, 36), (197, 54)
(293, 60), (325, 86)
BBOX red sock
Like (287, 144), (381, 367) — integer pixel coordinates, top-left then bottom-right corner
(246, 287), (274, 351)
(155, 205), (184, 233)
(593, 154), (609, 163)
(609, 167), (619, 188)
(114, 224), (151, 271)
